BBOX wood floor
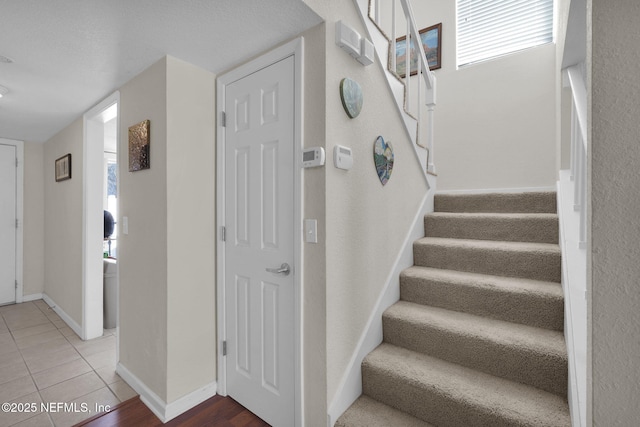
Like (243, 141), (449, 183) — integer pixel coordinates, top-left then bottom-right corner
(75, 394), (270, 427)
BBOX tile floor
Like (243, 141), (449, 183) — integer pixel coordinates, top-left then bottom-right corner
(0, 300), (137, 427)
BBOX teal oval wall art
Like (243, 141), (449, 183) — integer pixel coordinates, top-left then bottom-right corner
(374, 136), (394, 185)
(339, 78), (363, 119)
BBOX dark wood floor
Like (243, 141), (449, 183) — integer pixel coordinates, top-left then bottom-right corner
(75, 395), (270, 427)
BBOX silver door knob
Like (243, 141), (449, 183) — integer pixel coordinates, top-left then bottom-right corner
(266, 263), (291, 276)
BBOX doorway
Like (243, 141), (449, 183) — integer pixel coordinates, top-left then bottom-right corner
(0, 139), (23, 306)
(216, 38), (304, 427)
(83, 92), (119, 341)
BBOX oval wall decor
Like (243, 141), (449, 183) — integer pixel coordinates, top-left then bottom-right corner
(373, 136), (394, 185)
(339, 78), (363, 119)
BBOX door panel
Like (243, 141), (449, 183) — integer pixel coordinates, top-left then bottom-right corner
(224, 55), (295, 426)
(0, 144), (17, 305)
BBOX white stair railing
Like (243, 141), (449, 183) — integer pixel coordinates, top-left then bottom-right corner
(565, 64), (588, 248)
(367, 0), (437, 174)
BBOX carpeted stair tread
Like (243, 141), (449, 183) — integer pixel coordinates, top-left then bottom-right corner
(383, 301), (567, 396)
(434, 191), (557, 213)
(335, 396), (435, 427)
(413, 237), (561, 282)
(400, 266), (564, 331)
(425, 212), (558, 243)
(362, 343), (571, 427)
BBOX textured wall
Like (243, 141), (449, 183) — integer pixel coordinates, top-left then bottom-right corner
(591, 0), (640, 424)
(304, 0), (430, 408)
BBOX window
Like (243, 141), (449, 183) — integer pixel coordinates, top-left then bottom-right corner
(457, 0), (554, 67)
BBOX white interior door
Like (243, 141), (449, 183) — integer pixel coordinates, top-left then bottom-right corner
(224, 55), (295, 426)
(0, 143), (17, 305)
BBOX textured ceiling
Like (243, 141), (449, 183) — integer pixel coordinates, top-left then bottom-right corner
(0, 0), (322, 143)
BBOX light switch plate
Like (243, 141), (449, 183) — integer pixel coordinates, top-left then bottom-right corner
(304, 219), (318, 243)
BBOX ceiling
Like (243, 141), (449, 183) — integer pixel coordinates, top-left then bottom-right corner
(0, 0), (322, 143)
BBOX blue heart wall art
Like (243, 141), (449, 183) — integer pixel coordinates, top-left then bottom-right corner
(373, 136), (394, 186)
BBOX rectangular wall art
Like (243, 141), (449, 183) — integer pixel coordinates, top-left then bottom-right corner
(55, 153), (72, 182)
(395, 23), (442, 78)
(128, 119), (150, 172)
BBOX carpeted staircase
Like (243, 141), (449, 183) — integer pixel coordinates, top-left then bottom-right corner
(336, 192), (570, 427)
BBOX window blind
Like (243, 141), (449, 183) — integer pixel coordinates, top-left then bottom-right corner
(457, 0), (554, 67)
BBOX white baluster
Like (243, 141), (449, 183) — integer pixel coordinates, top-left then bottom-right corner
(391, 0), (397, 73)
(405, 17), (411, 111)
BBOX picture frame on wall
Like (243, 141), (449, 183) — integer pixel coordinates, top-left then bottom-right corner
(129, 119), (150, 172)
(395, 23), (442, 78)
(55, 153), (72, 182)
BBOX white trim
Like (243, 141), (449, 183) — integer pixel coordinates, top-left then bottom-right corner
(0, 138), (24, 304)
(216, 37), (305, 426)
(327, 188), (434, 426)
(116, 362), (217, 423)
(42, 293), (83, 338)
(22, 293), (43, 302)
(557, 172), (587, 427)
(82, 92), (119, 341)
(435, 185), (557, 195)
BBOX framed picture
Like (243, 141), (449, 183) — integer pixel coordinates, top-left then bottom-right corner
(55, 153), (72, 182)
(129, 119), (150, 172)
(395, 23), (442, 78)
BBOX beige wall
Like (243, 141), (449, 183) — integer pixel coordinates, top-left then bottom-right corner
(300, 23), (328, 425)
(43, 118), (84, 325)
(23, 142), (44, 296)
(590, 0), (640, 424)
(411, 0), (557, 191)
(118, 57), (169, 400)
(165, 57), (217, 403)
(304, 0), (430, 409)
(118, 56), (218, 405)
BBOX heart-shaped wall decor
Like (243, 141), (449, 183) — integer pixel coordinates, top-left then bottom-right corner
(373, 136), (394, 185)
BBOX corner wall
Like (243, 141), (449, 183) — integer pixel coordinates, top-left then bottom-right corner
(412, 0), (557, 191)
(118, 55), (218, 412)
(118, 57), (169, 400)
(165, 56), (217, 403)
(590, 0), (640, 424)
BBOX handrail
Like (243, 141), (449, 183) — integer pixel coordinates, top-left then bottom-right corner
(563, 64), (588, 248)
(565, 65), (587, 146)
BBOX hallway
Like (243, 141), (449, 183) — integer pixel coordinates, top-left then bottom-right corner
(0, 300), (136, 426)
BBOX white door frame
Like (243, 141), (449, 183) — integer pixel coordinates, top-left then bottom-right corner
(0, 138), (23, 304)
(216, 37), (304, 426)
(82, 92), (119, 340)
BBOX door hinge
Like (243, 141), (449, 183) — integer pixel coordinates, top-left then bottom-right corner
(221, 226), (226, 242)
(221, 111), (226, 127)
(15, 280), (18, 289)
(15, 219), (18, 229)
(15, 158), (18, 167)
(222, 340), (227, 356)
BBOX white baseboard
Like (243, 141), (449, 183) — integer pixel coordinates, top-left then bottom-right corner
(22, 293), (43, 302)
(42, 293), (83, 339)
(327, 191), (433, 426)
(116, 362), (217, 423)
(436, 185), (557, 195)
